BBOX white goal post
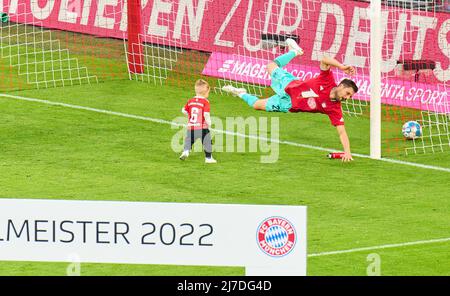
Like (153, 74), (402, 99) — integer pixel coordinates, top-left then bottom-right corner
(370, 0), (382, 159)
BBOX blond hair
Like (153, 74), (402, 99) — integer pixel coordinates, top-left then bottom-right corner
(195, 79), (210, 96)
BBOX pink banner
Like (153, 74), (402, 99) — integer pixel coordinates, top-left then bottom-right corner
(203, 52), (448, 112)
(2, 1), (449, 70)
(1, 0), (449, 109)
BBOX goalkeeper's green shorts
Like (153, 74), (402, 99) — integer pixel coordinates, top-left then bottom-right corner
(266, 67), (297, 113)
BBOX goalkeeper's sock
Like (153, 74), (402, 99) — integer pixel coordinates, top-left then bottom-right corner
(274, 51), (296, 67)
(239, 93), (258, 107)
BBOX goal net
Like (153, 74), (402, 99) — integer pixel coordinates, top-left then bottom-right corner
(379, 0), (450, 155)
(134, 0), (449, 156)
(0, 0), (129, 91)
(1, 0), (449, 157)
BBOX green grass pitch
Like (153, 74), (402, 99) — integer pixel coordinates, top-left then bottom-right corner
(0, 32), (449, 275)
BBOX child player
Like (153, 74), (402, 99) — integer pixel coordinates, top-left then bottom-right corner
(179, 79), (217, 163)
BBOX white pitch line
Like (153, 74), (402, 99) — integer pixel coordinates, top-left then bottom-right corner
(308, 237), (450, 257)
(1, 93), (449, 173)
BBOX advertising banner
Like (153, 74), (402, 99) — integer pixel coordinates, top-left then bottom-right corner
(1, 0), (448, 110)
(1, 0), (449, 78)
(203, 52), (448, 112)
(0, 198), (307, 276)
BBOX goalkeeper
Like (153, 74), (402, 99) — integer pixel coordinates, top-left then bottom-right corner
(222, 38), (358, 162)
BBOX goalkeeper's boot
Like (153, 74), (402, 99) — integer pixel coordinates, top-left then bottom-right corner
(222, 85), (247, 97)
(285, 38), (304, 56)
(205, 157), (217, 164)
(179, 150), (189, 160)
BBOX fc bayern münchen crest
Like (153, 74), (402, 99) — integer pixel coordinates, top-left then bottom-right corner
(256, 217), (297, 257)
